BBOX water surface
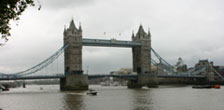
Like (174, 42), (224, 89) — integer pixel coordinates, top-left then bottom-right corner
(0, 85), (223, 110)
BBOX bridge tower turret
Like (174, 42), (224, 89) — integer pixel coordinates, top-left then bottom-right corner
(132, 25), (151, 74)
(128, 25), (158, 88)
(60, 19), (88, 91)
(63, 19), (83, 74)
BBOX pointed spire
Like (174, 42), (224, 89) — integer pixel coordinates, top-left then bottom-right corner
(63, 25), (67, 35)
(64, 25), (66, 31)
(148, 27), (151, 37)
(137, 24), (146, 35)
(69, 18), (77, 30)
(79, 22), (82, 32)
(132, 30), (135, 38)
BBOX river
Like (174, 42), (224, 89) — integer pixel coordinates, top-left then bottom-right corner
(0, 85), (223, 110)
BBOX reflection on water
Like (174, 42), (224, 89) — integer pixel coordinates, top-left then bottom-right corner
(0, 85), (224, 110)
(63, 92), (86, 110)
(131, 89), (153, 110)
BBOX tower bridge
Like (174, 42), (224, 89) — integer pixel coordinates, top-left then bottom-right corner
(61, 19), (155, 90)
(0, 19), (222, 90)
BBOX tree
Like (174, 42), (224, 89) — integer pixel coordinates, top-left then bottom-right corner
(0, 0), (37, 46)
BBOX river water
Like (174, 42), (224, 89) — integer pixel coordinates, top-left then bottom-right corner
(0, 85), (223, 110)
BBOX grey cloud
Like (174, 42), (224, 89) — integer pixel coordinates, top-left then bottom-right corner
(39, 0), (95, 9)
(1, 0), (224, 74)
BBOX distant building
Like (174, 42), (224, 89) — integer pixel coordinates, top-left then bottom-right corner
(195, 59), (214, 69)
(151, 64), (158, 73)
(194, 59), (221, 81)
(151, 64), (167, 74)
(175, 57), (187, 73)
(176, 57), (185, 67)
(110, 68), (133, 75)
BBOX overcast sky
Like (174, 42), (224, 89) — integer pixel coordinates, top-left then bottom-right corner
(0, 0), (224, 75)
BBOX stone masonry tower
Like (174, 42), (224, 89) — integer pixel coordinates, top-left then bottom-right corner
(132, 25), (151, 74)
(63, 19), (83, 74)
(60, 19), (88, 91)
(128, 25), (158, 88)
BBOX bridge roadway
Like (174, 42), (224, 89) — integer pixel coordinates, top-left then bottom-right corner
(82, 38), (141, 47)
(0, 74), (206, 80)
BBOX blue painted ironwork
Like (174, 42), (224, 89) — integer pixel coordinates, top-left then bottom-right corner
(0, 44), (69, 77)
(150, 50), (209, 77)
(0, 73), (206, 81)
(211, 67), (223, 80)
(151, 48), (173, 67)
(0, 73), (204, 80)
(82, 38), (141, 47)
(151, 49), (175, 73)
(0, 38), (216, 81)
(151, 58), (158, 65)
(0, 74), (65, 80)
(158, 74), (206, 78)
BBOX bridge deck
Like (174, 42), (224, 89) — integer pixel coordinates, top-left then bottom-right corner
(0, 75), (65, 80)
(0, 74), (206, 80)
(82, 38), (141, 48)
(158, 74), (206, 78)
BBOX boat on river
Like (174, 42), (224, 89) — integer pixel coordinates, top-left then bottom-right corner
(87, 89), (97, 95)
(192, 85), (212, 89)
(192, 85), (221, 89)
(0, 86), (9, 91)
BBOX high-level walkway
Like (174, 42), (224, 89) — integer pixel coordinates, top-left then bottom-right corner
(82, 38), (141, 47)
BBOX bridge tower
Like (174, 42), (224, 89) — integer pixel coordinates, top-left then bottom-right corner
(128, 25), (158, 88)
(132, 25), (151, 74)
(60, 19), (88, 91)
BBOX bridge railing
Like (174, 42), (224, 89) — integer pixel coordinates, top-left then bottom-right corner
(82, 38), (141, 47)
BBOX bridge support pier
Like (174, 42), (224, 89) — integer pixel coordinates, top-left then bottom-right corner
(127, 80), (142, 88)
(128, 74), (158, 88)
(138, 74), (158, 88)
(60, 74), (88, 91)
